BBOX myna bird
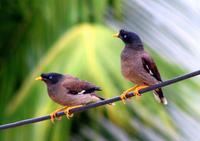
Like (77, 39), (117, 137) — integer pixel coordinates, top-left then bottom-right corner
(35, 73), (108, 122)
(113, 29), (167, 105)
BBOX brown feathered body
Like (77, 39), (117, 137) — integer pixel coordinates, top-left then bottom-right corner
(121, 44), (167, 105)
(121, 46), (158, 85)
(46, 75), (103, 106)
(116, 29), (167, 104)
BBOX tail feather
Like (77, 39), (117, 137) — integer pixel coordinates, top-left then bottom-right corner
(91, 94), (115, 106)
(153, 88), (167, 105)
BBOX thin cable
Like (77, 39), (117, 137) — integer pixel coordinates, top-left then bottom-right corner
(0, 70), (200, 130)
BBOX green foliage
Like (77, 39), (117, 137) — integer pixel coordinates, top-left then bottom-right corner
(1, 1), (200, 141)
(0, 0), (122, 124)
(1, 24), (199, 141)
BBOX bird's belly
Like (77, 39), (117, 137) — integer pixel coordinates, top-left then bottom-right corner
(48, 90), (98, 106)
(121, 61), (159, 85)
(47, 88), (68, 106)
(121, 59), (145, 85)
(61, 94), (98, 106)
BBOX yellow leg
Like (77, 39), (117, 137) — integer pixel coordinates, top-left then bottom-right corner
(120, 85), (139, 104)
(50, 106), (69, 123)
(120, 85), (148, 104)
(64, 105), (83, 119)
(133, 85), (148, 96)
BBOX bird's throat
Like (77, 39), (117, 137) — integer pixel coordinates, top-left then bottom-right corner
(125, 43), (144, 51)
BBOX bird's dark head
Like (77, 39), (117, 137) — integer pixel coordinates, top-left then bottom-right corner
(113, 29), (142, 45)
(35, 73), (63, 85)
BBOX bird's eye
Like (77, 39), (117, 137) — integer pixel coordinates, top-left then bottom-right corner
(49, 76), (53, 80)
(123, 35), (127, 38)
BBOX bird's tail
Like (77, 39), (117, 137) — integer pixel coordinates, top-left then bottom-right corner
(153, 88), (167, 105)
(92, 94), (115, 106)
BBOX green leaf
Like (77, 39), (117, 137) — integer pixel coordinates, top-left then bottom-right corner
(2, 24), (200, 141)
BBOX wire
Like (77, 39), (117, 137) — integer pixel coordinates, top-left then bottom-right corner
(0, 70), (200, 130)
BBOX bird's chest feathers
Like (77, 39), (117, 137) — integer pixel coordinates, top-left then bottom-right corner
(47, 86), (57, 99)
(47, 84), (72, 105)
(121, 49), (142, 79)
(47, 84), (64, 102)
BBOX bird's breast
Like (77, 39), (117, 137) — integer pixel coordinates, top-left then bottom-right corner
(47, 86), (57, 100)
(121, 49), (144, 84)
(47, 85), (66, 105)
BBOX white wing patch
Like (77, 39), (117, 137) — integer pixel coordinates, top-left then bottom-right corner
(145, 65), (154, 76)
(78, 90), (85, 94)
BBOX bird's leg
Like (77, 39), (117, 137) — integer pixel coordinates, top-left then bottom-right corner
(64, 105), (83, 119)
(133, 85), (148, 96)
(120, 85), (139, 104)
(50, 106), (69, 123)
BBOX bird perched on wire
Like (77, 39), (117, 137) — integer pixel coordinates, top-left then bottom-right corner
(113, 29), (167, 105)
(35, 73), (109, 122)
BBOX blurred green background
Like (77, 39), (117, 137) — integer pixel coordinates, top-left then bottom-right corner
(1, 0), (200, 141)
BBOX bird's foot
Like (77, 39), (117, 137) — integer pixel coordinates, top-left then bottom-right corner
(50, 112), (62, 123)
(120, 85), (139, 104)
(133, 85), (148, 96)
(64, 105), (83, 119)
(50, 106), (68, 123)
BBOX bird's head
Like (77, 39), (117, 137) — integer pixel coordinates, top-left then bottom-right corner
(35, 73), (63, 85)
(113, 29), (142, 45)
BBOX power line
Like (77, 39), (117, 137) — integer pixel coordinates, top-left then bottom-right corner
(0, 70), (200, 130)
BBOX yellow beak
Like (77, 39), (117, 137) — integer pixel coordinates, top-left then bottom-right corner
(113, 33), (119, 38)
(35, 76), (42, 80)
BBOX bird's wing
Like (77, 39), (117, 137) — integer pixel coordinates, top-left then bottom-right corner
(62, 77), (101, 95)
(142, 53), (167, 104)
(142, 53), (162, 81)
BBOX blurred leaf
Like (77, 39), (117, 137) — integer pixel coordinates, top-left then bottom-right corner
(0, 0), (121, 120)
(2, 24), (200, 141)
